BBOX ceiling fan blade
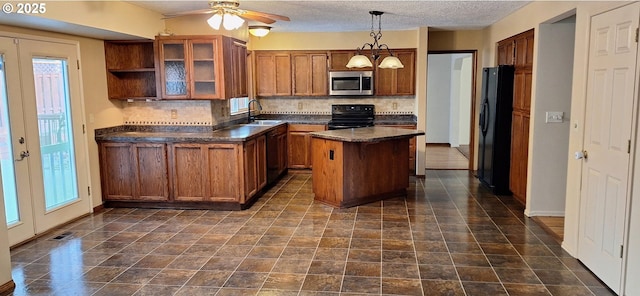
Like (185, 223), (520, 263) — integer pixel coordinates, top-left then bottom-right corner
(243, 10), (290, 22)
(163, 8), (215, 18)
(240, 14), (276, 24)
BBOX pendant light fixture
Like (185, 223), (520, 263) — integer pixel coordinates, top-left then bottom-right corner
(346, 11), (404, 69)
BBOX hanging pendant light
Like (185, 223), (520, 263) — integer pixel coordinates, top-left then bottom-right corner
(346, 11), (404, 69)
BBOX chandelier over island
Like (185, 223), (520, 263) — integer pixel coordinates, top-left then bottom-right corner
(346, 11), (404, 69)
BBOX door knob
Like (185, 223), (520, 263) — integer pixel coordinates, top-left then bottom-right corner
(574, 150), (588, 160)
(16, 150), (30, 161)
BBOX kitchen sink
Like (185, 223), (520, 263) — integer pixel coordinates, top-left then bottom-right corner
(245, 120), (284, 126)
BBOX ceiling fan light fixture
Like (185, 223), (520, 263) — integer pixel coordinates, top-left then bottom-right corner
(346, 54), (373, 68)
(347, 11), (404, 69)
(223, 13), (245, 30)
(249, 25), (271, 37)
(378, 56), (404, 69)
(207, 13), (223, 30)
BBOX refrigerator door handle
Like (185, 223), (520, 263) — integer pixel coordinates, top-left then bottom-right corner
(481, 100), (490, 134)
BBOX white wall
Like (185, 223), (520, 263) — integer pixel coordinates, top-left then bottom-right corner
(452, 54), (472, 146)
(527, 16), (575, 217)
(426, 54), (452, 143)
(427, 53), (472, 146)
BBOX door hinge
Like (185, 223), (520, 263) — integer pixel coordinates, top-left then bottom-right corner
(636, 28), (639, 43)
(87, 186), (91, 196)
(620, 245), (624, 258)
(77, 60), (80, 70)
(82, 124), (86, 134)
(628, 139), (631, 154)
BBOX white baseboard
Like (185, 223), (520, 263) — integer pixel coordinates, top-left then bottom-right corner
(525, 210), (565, 217)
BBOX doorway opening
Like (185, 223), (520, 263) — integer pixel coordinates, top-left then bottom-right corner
(527, 14), (576, 243)
(426, 51), (475, 170)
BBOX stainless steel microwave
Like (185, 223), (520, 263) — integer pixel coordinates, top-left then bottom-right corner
(329, 71), (374, 96)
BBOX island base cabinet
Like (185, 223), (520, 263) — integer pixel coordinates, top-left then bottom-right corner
(312, 137), (409, 208)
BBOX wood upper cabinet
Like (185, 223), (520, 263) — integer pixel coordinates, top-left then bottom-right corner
(292, 52), (328, 96)
(104, 40), (159, 100)
(255, 51), (292, 96)
(497, 40), (514, 66)
(328, 50), (373, 71)
(288, 124), (327, 169)
(375, 49), (416, 96)
(99, 142), (169, 201)
(229, 40), (248, 98)
(156, 35), (246, 100)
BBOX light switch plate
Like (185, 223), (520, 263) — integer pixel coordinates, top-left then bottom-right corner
(546, 111), (563, 123)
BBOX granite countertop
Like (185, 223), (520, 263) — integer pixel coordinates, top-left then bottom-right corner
(95, 122), (287, 143)
(95, 114), (418, 143)
(310, 126), (425, 143)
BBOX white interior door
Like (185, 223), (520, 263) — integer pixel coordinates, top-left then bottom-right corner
(579, 3), (639, 294)
(1, 36), (90, 246)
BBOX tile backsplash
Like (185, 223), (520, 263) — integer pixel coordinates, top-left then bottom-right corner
(121, 96), (415, 125)
(259, 96), (415, 115)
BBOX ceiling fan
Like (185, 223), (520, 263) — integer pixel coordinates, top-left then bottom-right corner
(163, 1), (290, 25)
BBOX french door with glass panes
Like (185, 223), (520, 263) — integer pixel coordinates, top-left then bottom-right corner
(0, 36), (90, 246)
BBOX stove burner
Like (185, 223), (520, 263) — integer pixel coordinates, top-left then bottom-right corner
(328, 104), (375, 130)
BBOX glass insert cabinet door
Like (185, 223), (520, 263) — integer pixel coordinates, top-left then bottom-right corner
(159, 40), (188, 98)
(157, 37), (222, 99)
(190, 40), (218, 98)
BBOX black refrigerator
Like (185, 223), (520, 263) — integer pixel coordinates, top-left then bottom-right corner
(477, 65), (515, 195)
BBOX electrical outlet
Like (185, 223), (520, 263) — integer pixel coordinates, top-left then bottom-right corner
(392, 102), (398, 110)
(170, 109), (178, 119)
(297, 102), (303, 110)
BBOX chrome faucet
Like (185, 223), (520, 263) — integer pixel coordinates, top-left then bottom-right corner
(248, 99), (263, 123)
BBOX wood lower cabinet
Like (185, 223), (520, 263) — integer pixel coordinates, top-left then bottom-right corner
(378, 125), (417, 174)
(288, 124), (327, 169)
(99, 143), (169, 201)
(170, 137), (266, 205)
(98, 135), (267, 209)
(267, 125), (288, 182)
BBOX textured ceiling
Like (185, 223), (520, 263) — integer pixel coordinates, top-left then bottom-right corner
(129, 1), (531, 32)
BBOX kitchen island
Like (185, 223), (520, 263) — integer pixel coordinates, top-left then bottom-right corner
(310, 126), (424, 208)
(94, 121), (288, 210)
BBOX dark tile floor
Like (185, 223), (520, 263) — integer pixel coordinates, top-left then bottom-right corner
(8, 170), (615, 295)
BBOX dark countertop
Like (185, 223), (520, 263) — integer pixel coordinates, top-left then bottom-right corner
(95, 122), (286, 143)
(310, 126), (424, 143)
(94, 114), (418, 143)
